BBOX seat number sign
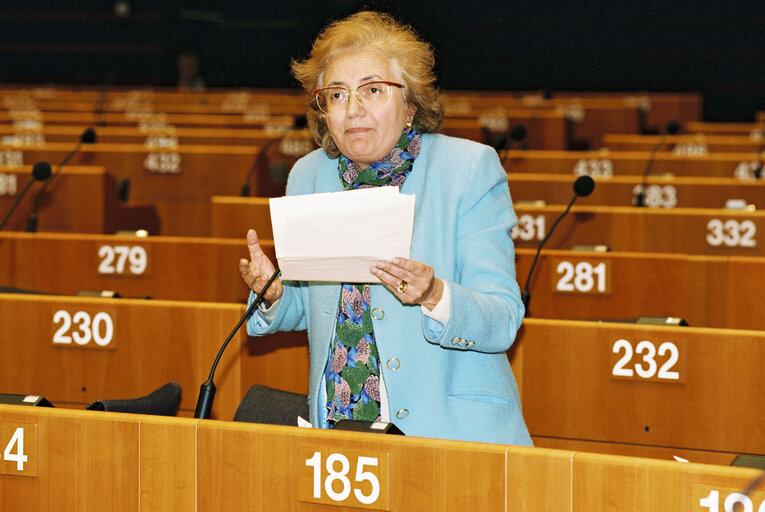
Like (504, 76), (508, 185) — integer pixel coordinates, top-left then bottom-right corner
(299, 445), (390, 509)
(0, 422), (37, 477)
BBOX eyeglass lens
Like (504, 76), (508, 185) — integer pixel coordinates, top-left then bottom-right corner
(317, 82), (392, 113)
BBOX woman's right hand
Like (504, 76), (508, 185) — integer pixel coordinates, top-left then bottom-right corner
(239, 229), (283, 303)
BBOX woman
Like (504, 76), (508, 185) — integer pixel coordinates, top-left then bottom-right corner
(240, 11), (531, 446)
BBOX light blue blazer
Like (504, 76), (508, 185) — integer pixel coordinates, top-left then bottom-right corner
(247, 133), (532, 446)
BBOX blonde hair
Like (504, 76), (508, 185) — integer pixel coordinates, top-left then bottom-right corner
(291, 11), (444, 158)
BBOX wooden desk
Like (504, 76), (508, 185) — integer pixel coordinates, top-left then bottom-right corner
(516, 318), (765, 465)
(0, 141), (299, 235)
(508, 172), (765, 209)
(514, 249), (765, 330)
(211, 196), (273, 239)
(512, 204), (765, 256)
(0, 294), (308, 420)
(685, 121), (765, 138)
(503, 149), (765, 180)
(0, 165), (113, 233)
(0, 404), (761, 511)
(0, 232), (253, 303)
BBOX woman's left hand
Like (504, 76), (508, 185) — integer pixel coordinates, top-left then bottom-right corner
(371, 257), (444, 309)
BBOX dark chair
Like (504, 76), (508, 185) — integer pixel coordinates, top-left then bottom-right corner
(233, 385), (308, 426)
(86, 381), (182, 416)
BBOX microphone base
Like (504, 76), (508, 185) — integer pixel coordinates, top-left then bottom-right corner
(333, 420), (404, 435)
(194, 380), (217, 419)
(25, 214), (38, 233)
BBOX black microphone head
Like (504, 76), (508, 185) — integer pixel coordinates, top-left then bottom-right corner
(573, 175), (595, 197)
(510, 124), (527, 142)
(293, 114), (308, 129)
(664, 120), (680, 135)
(32, 161), (52, 181)
(80, 127), (97, 143)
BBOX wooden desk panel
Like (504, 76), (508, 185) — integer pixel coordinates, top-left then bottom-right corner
(685, 121), (765, 137)
(443, 111), (570, 149)
(503, 149), (764, 179)
(515, 249), (765, 331)
(0, 405), (761, 512)
(0, 165), (112, 233)
(0, 295), (247, 419)
(0, 110), (298, 129)
(512, 204), (765, 257)
(602, 133), (765, 153)
(211, 195), (273, 239)
(0, 232), (252, 303)
(517, 319), (765, 457)
(0, 123), (318, 149)
(508, 173), (765, 209)
(0, 406), (140, 511)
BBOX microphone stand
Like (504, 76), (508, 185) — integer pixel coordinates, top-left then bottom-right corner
(520, 193), (580, 312)
(521, 175), (594, 313)
(194, 268), (281, 419)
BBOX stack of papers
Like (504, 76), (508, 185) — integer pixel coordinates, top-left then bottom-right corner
(269, 187), (416, 282)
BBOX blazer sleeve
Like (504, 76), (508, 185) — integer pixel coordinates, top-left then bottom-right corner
(244, 152), (324, 337)
(423, 145), (524, 353)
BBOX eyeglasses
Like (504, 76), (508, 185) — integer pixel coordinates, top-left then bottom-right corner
(314, 80), (404, 114)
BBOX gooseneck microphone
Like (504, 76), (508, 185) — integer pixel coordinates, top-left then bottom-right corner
(500, 124), (528, 168)
(240, 115), (308, 197)
(0, 162), (50, 231)
(634, 120), (680, 207)
(0, 162), (52, 232)
(520, 174), (595, 314)
(194, 268), (281, 419)
(26, 127), (97, 232)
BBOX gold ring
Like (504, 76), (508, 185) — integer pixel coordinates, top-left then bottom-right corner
(397, 280), (407, 294)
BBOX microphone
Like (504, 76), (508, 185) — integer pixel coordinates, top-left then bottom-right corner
(0, 162), (52, 232)
(634, 120), (680, 207)
(499, 124), (528, 168)
(194, 268), (281, 419)
(240, 115), (308, 197)
(520, 174), (595, 314)
(26, 127), (97, 232)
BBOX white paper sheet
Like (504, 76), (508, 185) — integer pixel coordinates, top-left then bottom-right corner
(269, 187), (415, 282)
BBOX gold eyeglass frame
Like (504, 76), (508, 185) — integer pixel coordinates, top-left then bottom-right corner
(313, 80), (404, 114)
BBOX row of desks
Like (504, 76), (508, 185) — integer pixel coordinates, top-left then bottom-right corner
(602, 133), (765, 153)
(3, 87), (704, 147)
(0, 292), (762, 464)
(1, 231), (763, 330)
(0, 403), (759, 512)
(1, 151), (762, 237)
(209, 196), (765, 258)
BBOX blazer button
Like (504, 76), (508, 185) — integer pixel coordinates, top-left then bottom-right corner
(396, 409), (409, 420)
(386, 358), (400, 370)
(372, 308), (384, 320)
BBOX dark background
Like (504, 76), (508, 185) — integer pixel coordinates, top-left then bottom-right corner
(1, 1), (763, 121)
